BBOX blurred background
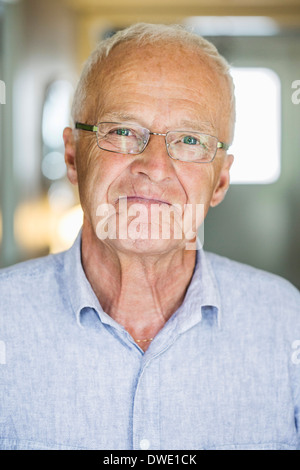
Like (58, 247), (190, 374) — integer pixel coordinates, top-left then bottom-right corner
(0, 0), (299, 288)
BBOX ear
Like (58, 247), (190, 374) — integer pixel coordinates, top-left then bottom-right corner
(63, 127), (78, 185)
(210, 154), (234, 208)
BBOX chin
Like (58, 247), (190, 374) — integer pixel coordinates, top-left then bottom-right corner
(95, 213), (198, 255)
(105, 234), (187, 256)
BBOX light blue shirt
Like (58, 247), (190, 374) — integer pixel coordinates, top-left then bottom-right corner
(0, 231), (300, 450)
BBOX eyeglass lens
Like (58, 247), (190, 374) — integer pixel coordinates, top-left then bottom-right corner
(96, 122), (218, 163)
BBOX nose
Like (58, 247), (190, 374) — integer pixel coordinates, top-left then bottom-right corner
(129, 133), (175, 183)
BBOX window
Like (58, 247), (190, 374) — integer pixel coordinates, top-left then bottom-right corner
(230, 67), (281, 184)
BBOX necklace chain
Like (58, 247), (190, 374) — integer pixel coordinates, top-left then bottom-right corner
(135, 338), (154, 343)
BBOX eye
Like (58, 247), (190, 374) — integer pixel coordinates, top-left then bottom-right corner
(112, 128), (133, 137)
(182, 134), (210, 151)
(182, 135), (199, 145)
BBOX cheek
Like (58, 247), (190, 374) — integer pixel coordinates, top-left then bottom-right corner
(77, 150), (130, 213)
(178, 165), (216, 206)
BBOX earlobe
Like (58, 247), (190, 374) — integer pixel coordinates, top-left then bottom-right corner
(63, 127), (78, 185)
(210, 154), (234, 208)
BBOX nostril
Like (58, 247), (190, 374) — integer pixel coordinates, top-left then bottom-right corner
(129, 146), (174, 183)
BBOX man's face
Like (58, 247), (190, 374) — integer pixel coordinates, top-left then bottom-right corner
(66, 41), (233, 254)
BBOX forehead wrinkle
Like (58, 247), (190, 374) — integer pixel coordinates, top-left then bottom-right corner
(93, 57), (222, 136)
(104, 77), (214, 104)
(100, 96), (215, 123)
(86, 41), (228, 128)
(100, 55), (219, 97)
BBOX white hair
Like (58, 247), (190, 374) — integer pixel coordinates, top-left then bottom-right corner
(71, 22), (235, 142)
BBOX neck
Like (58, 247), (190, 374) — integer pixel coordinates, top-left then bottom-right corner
(81, 221), (196, 351)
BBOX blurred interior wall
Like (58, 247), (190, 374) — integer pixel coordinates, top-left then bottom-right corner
(0, 0), (77, 265)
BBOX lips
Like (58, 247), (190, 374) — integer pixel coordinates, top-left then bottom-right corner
(127, 196), (171, 205)
(117, 195), (171, 206)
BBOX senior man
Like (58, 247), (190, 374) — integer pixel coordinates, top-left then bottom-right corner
(0, 23), (300, 451)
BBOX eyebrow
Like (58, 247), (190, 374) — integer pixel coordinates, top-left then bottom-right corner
(178, 119), (216, 134)
(99, 112), (216, 134)
(100, 112), (142, 123)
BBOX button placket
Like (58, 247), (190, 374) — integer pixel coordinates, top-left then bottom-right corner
(132, 357), (160, 450)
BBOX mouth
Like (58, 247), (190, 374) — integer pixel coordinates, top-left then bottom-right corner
(117, 195), (171, 206)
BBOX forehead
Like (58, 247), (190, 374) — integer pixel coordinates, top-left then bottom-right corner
(89, 42), (225, 132)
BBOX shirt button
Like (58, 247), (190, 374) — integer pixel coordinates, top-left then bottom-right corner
(140, 439), (150, 450)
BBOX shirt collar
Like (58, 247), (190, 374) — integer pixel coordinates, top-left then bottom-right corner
(63, 230), (221, 330)
(174, 238), (222, 332)
(63, 230), (104, 327)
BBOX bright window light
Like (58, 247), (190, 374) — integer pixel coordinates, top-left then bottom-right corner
(230, 68), (281, 184)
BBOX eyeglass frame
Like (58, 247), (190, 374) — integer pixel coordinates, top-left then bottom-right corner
(75, 121), (230, 163)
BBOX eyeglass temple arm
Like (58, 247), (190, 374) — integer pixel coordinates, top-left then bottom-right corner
(75, 122), (98, 132)
(217, 141), (230, 151)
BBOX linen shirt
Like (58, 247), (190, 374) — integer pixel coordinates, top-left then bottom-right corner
(0, 231), (299, 450)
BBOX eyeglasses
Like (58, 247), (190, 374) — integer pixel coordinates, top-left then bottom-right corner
(75, 121), (229, 164)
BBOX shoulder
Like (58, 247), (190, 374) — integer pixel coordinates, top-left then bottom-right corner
(205, 252), (300, 416)
(205, 251), (300, 312)
(0, 251), (66, 295)
(0, 251), (65, 278)
(0, 251), (71, 336)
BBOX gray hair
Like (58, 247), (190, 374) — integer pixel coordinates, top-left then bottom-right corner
(71, 22), (235, 142)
